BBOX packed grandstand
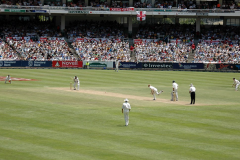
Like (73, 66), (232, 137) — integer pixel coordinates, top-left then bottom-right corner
(1, 0), (240, 64)
(1, 19), (240, 63)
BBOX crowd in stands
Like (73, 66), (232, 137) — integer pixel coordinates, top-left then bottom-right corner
(0, 20), (62, 38)
(199, 25), (240, 41)
(194, 42), (240, 63)
(72, 40), (130, 61)
(1, 17), (240, 63)
(0, 0), (42, 6)
(134, 23), (195, 41)
(0, 38), (19, 60)
(134, 41), (191, 62)
(0, 20), (74, 60)
(9, 39), (75, 60)
(1, 0), (239, 10)
(67, 20), (126, 39)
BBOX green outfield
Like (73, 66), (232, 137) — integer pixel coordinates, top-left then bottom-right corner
(0, 69), (239, 160)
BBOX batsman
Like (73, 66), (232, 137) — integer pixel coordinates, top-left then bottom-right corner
(171, 80), (178, 101)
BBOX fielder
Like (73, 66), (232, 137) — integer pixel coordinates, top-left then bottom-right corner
(171, 80), (178, 101)
(115, 59), (119, 72)
(5, 75), (12, 84)
(73, 76), (80, 90)
(232, 78), (240, 91)
(122, 99), (131, 126)
(148, 84), (163, 100)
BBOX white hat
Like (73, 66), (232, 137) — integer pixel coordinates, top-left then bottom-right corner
(190, 83), (193, 87)
(124, 99), (129, 102)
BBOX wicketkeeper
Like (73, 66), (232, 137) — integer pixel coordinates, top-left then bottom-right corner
(5, 75), (12, 84)
(73, 76), (80, 90)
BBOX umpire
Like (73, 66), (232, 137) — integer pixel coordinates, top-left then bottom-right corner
(189, 83), (196, 104)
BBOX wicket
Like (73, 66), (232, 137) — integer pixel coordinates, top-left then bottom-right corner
(70, 82), (72, 90)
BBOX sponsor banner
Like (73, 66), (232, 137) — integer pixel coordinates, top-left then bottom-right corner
(40, 37), (47, 41)
(0, 61), (22, 67)
(134, 39), (159, 44)
(25, 61), (52, 67)
(75, 38), (120, 43)
(89, 11), (110, 14)
(142, 62), (173, 68)
(6, 37), (31, 41)
(48, 37), (65, 41)
(69, 10), (88, 14)
(199, 39), (233, 45)
(173, 63), (204, 69)
(39, 37), (65, 41)
(196, 12), (208, 16)
(4, 9), (26, 12)
(204, 63), (217, 70)
(83, 61), (113, 68)
(134, 39), (142, 44)
(114, 62), (141, 68)
(110, 7), (134, 11)
(170, 39), (182, 44)
(204, 63), (240, 70)
(75, 38), (85, 42)
(215, 64), (239, 70)
(176, 12), (196, 16)
(52, 61), (83, 68)
(26, 10), (47, 13)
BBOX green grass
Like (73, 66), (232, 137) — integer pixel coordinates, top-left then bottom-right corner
(0, 69), (240, 160)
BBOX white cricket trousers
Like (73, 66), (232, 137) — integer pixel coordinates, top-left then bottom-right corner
(124, 111), (129, 126)
(74, 82), (80, 90)
(153, 90), (161, 100)
(235, 84), (239, 91)
(171, 90), (178, 101)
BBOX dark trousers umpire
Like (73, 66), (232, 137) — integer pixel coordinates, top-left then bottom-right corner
(190, 92), (195, 104)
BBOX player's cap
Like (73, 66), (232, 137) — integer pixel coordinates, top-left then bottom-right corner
(172, 80), (175, 83)
(124, 99), (129, 102)
(190, 83), (193, 87)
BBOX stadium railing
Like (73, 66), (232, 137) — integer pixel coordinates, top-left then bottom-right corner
(0, 5), (237, 13)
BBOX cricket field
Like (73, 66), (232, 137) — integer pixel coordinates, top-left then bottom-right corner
(0, 69), (239, 160)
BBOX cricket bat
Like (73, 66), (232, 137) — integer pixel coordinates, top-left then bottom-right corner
(173, 92), (176, 101)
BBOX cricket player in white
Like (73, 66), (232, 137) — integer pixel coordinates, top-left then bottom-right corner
(171, 80), (178, 101)
(5, 75), (12, 84)
(122, 99), (131, 126)
(73, 76), (80, 90)
(115, 59), (119, 72)
(232, 78), (240, 91)
(148, 84), (163, 100)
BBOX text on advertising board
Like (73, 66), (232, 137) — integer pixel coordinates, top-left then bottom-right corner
(69, 10), (88, 14)
(52, 61), (83, 68)
(142, 63), (172, 68)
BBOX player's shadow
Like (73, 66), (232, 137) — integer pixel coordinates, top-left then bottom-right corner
(116, 125), (128, 127)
